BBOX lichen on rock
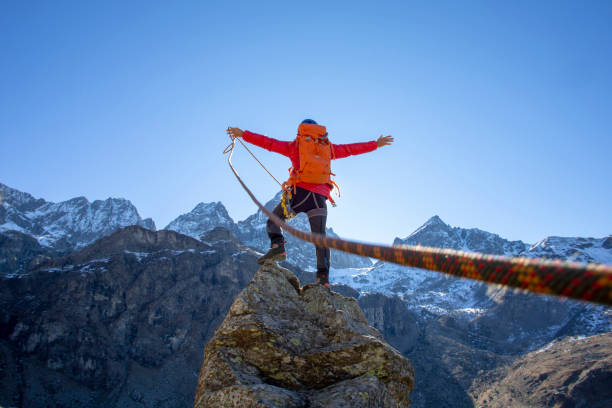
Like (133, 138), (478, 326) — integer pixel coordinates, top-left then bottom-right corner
(194, 263), (414, 407)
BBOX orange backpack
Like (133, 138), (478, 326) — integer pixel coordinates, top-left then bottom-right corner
(283, 123), (340, 204)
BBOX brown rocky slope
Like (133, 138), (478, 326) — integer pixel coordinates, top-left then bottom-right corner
(0, 226), (265, 407)
(194, 262), (414, 407)
(472, 332), (612, 407)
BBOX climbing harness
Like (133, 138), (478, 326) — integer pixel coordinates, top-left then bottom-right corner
(224, 133), (612, 306)
(280, 190), (295, 220)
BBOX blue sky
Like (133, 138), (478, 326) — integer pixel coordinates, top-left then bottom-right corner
(1, 0), (611, 245)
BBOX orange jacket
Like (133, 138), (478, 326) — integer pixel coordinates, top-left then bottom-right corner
(243, 130), (378, 200)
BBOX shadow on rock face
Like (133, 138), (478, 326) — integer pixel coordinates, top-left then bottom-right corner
(194, 263), (415, 407)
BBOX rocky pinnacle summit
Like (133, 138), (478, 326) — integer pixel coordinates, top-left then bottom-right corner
(194, 263), (414, 407)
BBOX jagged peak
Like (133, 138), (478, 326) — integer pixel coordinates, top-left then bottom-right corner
(424, 215), (447, 227)
(528, 235), (611, 252)
(66, 196), (89, 205)
(424, 215), (446, 225)
(0, 182), (44, 207)
(98, 197), (132, 204)
(404, 215), (451, 240)
(0, 184), (137, 211)
(88, 197), (139, 212)
(0, 182), (30, 196)
(164, 201), (237, 240)
(192, 201), (227, 214)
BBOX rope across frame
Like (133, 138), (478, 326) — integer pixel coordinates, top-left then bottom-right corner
(224, 138), (612, 306)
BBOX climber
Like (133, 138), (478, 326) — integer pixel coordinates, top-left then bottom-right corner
(226, 119), (393, 286)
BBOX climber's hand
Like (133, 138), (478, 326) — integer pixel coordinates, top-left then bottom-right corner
(377, 135), (393, 148)
(226, 127), (244, 139)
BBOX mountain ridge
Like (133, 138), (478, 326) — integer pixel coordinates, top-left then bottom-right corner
(0, 183), (155, 251)
(4, 182), (609, 267)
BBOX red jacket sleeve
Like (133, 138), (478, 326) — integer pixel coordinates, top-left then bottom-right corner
(243, 130), (292, 157)
(331, 141), (378, 159)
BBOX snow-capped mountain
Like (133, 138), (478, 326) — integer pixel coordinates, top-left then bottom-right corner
(0, 183), (155, 251)
(335, 215), (529, 308)
(526, 236), (612, 264)
(333, 215), (611, 319)
(394, 215), (528, 255)
(165, 201), (238, 239)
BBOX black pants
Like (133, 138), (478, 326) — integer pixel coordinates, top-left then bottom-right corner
(267, 187), (330, 273)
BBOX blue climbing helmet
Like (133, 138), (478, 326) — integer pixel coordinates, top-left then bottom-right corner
(301, 119), (318, 125)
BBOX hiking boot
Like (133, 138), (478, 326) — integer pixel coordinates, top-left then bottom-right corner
(316, 270), (330, 287)
(257, 243), (286, 265)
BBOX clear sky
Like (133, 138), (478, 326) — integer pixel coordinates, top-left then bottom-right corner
(1, 1), (611, 245)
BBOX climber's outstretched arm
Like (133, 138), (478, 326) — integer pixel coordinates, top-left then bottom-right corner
(332, 135), (393, 159)
(226, 127), (291, 157)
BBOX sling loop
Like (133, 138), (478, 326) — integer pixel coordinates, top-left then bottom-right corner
(225, 134), (295, 219)
(224, 134), (285, 189)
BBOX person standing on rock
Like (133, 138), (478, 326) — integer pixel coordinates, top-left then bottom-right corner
(226, 119), (393, 286)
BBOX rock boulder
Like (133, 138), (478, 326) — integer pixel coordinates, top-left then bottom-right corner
(194, 263), (414, 407)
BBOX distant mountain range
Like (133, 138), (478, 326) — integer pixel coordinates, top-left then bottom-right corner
(335, 214), (611, 316)
(0, 184), (371, 271)
(2, 180), (610, 288)
(4, 182), (610, 271)
(2, 181), (610, 302)
(0, 183), (154, 252)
